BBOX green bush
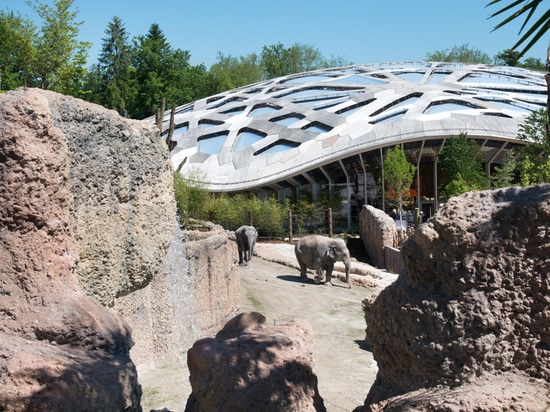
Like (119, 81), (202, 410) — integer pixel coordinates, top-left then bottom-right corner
(173, 169), (210, 224)
(174, 171), (342, 237)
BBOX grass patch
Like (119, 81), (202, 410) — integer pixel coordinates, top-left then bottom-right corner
(246, 291), (263, 311)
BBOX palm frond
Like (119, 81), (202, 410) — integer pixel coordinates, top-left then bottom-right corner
(486, 0), (549, 56)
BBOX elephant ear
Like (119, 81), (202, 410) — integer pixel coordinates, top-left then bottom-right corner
(328, 245), (337, 259)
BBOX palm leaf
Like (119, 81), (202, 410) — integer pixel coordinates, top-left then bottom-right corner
(486, 0), (549, 56)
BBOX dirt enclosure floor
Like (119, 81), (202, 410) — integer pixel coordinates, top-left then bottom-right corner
(139, 241), (397, 411)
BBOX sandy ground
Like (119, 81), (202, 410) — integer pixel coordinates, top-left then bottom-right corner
(139, 242), (397, 412)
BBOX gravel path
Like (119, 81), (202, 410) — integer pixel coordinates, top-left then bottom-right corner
(139, 242), (397, 411)
(240, 243), (394, 411)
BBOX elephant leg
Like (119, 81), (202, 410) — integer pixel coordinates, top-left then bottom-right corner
(298, 262), (308, 280)
(238, 248), (244, 265)
(314, 267), (324, 284)
(324, 263), (334, 286)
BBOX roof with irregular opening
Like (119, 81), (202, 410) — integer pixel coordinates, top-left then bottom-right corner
(154, 62), (547, 192)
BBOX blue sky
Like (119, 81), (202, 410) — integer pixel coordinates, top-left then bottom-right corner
(4, 0), (549, 68)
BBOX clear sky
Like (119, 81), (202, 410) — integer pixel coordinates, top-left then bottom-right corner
(4, 0), (549, 68)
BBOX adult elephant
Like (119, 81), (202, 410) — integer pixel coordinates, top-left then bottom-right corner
(294, 235), (351, 288)
(235, 225), (258, 266)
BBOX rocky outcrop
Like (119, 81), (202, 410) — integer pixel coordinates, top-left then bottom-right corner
(59, 92), (174, 307)
(114, 222), (241, 365)
(185, 312), (325, 412)
(0, 88), (174, 410)
(359, 185), (550, 411)
(359, 205), (396, 267)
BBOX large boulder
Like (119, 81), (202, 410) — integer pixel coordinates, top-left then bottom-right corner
(359, 185), (550, 411)
(359, 205), (396, 268)
(185, 312), (326, 411)
(59, 91), (174, 307)
(0, 88), (174, 410)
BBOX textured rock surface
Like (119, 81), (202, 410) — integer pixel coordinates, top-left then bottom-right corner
(359, 205), (396, 267)
(185, 312), (326, 412)
(114, 221), (241, 366)
(60, 91), (175, 307)
(0, 88), (174, 410)
(359, 185), (550, 411)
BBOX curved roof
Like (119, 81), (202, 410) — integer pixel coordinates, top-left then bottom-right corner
(158, 62), (547, 192)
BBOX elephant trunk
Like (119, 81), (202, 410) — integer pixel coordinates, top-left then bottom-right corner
(344, 257), (351, 289)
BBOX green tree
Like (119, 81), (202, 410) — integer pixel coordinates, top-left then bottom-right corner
(27, 0), (91, 95)
(383, 146), (416, 228)
(210, 52), (264, 91)
(173, 168), (210, 225)
(519, 56), (546, 70)
(291, 192), (319, 234)
(438, 132), (488, 198)
(261, 42), (327, 79)
(96, 16), (134, 115)
(494, 48), (545, 68)
(256, 196), (289, 238)
(490, 150), (519, 188)
(323, 54), (353, 68)
(167, 61), (217, 105)
(131, 23), (173, 118)
(131, 23), (201, 118)
(425, 44), (492, 64)
(0, 10), (35, 90)
(515, 108), (550, 184)
(495, 48), (522, 65)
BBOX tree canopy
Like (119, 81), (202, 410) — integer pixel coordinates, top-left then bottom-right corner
(438, 133), (489, 198)
(28, 0), (91, 95)
(515, 108), (550, 184)
(383, 146), (416, 226)
(0, 10), (35, 90)
(425, 44), (493, 64)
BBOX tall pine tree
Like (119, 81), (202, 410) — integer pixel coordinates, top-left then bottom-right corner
(132, 23), (171, 118)
(97, 16), (133, 116)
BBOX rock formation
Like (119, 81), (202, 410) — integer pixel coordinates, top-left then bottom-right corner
(359, 205), (396, 268)
(61, 92), (174, 307)
(359, 185), (550, 411)
(0, 88), (174, 410)
(185, 312), (326, 411)
(114, 221), (241, 365)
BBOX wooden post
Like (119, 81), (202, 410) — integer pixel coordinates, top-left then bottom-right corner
(288, 209), (293, 241)
(248, 211), (253, 226)
(166, 106), (176, 151)
(328, 208), (333, 238)
(156, 98), (166, 133)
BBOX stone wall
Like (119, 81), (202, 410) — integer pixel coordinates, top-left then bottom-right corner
(358, 205), (396, 268)
(114, 222), (241, 365)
